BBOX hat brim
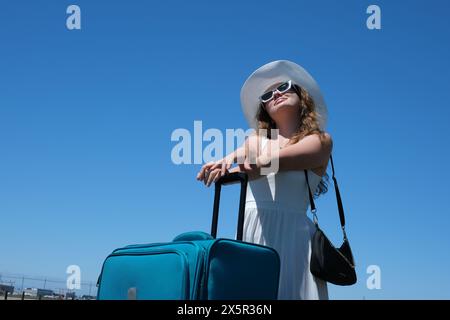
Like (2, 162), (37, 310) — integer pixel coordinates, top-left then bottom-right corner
(240, 60), (328, 130)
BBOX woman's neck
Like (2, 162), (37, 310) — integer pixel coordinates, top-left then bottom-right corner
(275, 121), (300, 139)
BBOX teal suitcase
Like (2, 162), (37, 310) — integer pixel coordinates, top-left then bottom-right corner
(97, 173), (280, 300)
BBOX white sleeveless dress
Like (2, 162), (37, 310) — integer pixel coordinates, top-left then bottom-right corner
(243, 137), (329, 300)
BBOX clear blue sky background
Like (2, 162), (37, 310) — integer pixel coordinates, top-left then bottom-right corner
(1, 0), (449, 299)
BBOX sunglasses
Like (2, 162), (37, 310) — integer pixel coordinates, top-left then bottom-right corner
(260, 80), (294, 103)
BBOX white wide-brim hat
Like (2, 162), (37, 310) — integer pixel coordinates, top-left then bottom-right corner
(240, 60), (328, 130)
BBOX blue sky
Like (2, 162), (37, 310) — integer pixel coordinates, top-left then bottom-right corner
(1, 0), (449, 299)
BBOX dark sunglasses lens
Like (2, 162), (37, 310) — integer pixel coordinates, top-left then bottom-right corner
(277, 81), (290, 92)
(261, 91), (273, 102)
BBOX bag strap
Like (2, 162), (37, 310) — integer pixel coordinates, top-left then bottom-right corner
(304, 154), (348, 240)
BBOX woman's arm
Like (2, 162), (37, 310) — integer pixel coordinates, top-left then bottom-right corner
(229, 132), (260, 164)
(258, 133), (332, 172)
(197, 132), (259, 185)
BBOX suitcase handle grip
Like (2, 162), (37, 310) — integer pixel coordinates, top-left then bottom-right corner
(211, 172), (248, 241)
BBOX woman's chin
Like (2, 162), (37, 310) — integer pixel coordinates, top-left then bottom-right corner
(270, 103), (293, 114)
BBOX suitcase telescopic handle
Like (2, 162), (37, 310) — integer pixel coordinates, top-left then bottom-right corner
(211, 172), (248, 241)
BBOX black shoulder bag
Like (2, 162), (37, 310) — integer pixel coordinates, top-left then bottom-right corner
(304, 154), (357, 286)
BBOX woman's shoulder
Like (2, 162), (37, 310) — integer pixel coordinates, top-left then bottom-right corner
(321, 132), (333, 146)
(302, 132), (333, 150)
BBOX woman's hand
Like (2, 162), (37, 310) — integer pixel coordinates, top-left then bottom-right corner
(196, 153), (235, 187)
(196, 134), (270, 186)
(235, 135), (271, 180)
(198, 167), (224, 187)
(237, 154), (270, 181)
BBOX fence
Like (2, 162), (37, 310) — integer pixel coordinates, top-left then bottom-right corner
(0, 272), (97, 300)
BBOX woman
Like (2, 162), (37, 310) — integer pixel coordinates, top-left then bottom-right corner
(196, 60), (332, 300)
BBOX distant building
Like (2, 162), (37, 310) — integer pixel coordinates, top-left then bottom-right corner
(65, 291), (76, 299)
(24, 288), (38, 297)
(23, 287), (55, 297)
(37, 288), (55, 297)
(0, 284), (14, 295)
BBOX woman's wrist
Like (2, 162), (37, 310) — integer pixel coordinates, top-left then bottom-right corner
(256, 154), (272, 168)
(225, 150), (237, 164)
